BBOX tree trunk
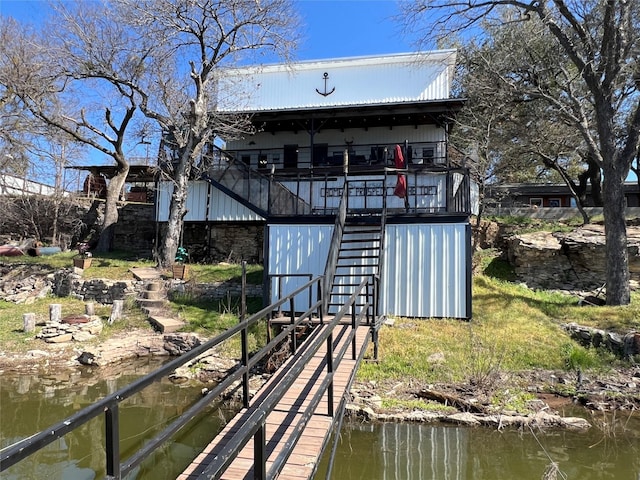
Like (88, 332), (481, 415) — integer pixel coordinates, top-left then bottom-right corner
(602, 165), (630, 305)
(95, 165), (129, 252)
(159, 159), (191, 268)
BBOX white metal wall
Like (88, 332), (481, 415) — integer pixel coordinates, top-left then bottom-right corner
(156, 181), (264, 222)
(218, 51), (456, 112)
(267, 224), (333, 307)
(382, 223), (469, 319)
(268, 222), (470, 319)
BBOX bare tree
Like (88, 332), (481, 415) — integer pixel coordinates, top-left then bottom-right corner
(403, 0), (640, 305)
(108, 0), (300, 267)
(0, 6), (147, 252)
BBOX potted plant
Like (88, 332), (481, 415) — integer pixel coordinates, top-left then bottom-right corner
(73, 242), (93, 269)
(172, 246), (189, 279)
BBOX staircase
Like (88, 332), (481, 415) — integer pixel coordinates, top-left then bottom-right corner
(136, 281), (185, 333)
(204, 152), (311, 216)
(327, 216), (384, 316)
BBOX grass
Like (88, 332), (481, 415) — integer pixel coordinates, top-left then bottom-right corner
(0, 253), (265, 356)
(0, 296), (150, 354)
(2, 248), (639, 415)
(358, 260), (640, 396)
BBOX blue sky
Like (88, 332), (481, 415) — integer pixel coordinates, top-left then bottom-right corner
(0, 0), (420, 177)
(1, 0), (416, 61)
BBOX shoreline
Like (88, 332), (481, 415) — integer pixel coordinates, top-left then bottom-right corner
(3, 328), (639, 431)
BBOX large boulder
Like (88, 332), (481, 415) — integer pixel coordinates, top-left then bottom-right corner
(507, 225), (640, 291)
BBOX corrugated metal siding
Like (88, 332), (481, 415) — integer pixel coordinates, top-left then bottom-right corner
(382, 223), (468, 318)
(156, 181), (263, 222)
(268, 222), (470, 319)
(184, 181), (209, 221)
(207, 188), (264, 221)
(268, 225), (333, 306)
(219, 51), (456, 111)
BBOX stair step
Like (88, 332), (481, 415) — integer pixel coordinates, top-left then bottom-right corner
(140, 290), (164, 300)
(148, 315), (185, 334)
(338, 254), (379, 259)
(339, 245), (380, 251)
(136, 298), (166, 309)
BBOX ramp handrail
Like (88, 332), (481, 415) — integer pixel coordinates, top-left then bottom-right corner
(0, 276), (325, 480)
(196, 277), (374, 479)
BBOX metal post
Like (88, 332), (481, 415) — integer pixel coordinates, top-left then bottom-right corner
(105, 405), (120, 479)
(241, 260), (247, 322)
(351, 307), (357, 360)
(290, 297), (296, 354)
(241, 327), (250, 408)
(326, 333), (334, 416)
(254, 424), (266, 480)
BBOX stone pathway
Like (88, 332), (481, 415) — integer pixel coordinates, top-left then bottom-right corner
(135, 279), (186, 334)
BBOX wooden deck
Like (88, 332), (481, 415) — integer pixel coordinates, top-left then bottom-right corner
(177, 323), (371, 480)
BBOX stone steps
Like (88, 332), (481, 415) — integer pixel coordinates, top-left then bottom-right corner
(135, 281), (185, 334)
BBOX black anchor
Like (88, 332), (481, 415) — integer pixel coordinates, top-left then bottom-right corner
(315, 72), (335, 97)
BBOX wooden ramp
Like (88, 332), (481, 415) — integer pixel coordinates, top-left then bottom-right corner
(178, 323), (371, 480)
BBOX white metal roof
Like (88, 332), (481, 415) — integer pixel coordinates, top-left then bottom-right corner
(217, 50), (457, 112)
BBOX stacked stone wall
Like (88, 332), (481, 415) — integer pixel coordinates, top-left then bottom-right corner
(179, 222), (265, 264)
(53, 271), (138, 303)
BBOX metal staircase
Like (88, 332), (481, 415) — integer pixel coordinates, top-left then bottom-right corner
(204, 150), (311, 217)
(325, 177), (387, 317)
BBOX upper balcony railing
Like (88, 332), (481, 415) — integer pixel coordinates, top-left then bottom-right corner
(225, 140), (454, 175)
(171, 141), (473, 218)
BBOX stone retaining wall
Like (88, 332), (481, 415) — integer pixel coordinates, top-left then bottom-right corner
(53, 270), (138, 304)
(170, 281), (263, 301)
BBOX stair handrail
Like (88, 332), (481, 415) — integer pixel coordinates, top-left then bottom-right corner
(206, 144), (311, 215)
(322, 181), (349, 314)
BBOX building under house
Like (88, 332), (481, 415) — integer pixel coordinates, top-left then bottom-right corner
(157, 51), (476, 319)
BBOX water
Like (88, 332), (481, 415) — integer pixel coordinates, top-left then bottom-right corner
(316, 414), (640, 480)
(0, 359), (233, 480)
(3, 363), (640, 480)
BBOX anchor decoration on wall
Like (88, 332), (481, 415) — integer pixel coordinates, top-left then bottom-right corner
(315, 72), (335, 97)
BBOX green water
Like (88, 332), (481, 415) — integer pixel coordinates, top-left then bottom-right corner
(0, 359), (232, 480)
(2, 363), (639, 480)
(316, 415), (640, 479)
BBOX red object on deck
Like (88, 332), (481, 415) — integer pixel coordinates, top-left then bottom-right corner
(393, 144), (407, 198)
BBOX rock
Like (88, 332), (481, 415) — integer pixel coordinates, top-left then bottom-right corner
(164, 333), (202, 355)
(445, 412), (481, 426)
(72, 331), (95, 342)
(45, 333), (73, 343)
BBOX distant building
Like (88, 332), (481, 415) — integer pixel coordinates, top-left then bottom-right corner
(485, 182), (640, 209)
(0, 174), (65, 196)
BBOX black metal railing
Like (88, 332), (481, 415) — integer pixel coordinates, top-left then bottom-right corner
(1, 276), (330, 480)
(195, 277), (375, 479)
(322, 184), (349, 313)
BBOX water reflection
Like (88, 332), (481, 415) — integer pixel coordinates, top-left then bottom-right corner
(317, 414), (640, 480)
(0, 359), (233, 480)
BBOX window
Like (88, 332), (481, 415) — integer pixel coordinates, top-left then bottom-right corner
(284, 145), (298, 169)
(530, 198), (543, 208)
(548, 198), (561, 208)
(312, 144), (328, 166)
(258, 153), (268, 169)
(241, 155), (251, 166)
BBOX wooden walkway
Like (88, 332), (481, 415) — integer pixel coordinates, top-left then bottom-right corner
(178, 322), (371, 480)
